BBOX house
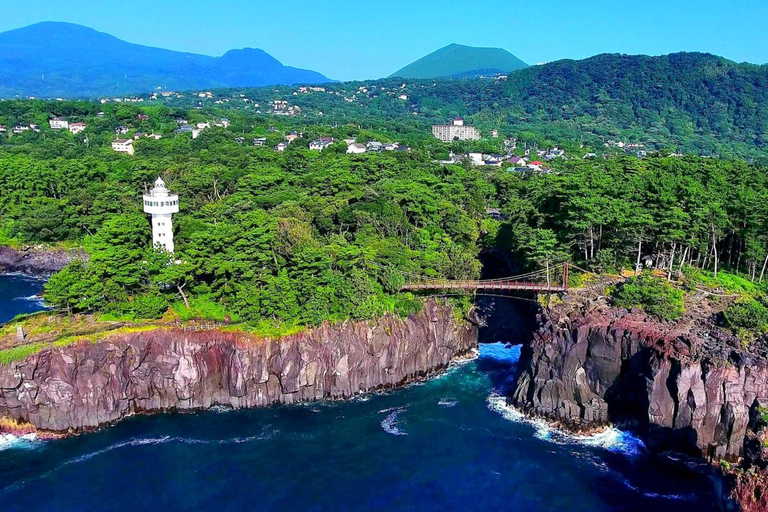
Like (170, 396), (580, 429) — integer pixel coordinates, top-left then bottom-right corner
(115, 126), (129, 135)
(146, 133), (162, 140)
(285, 131), (301, 142)
(384, 143), (399, 151)
(69, 123), (87, 135)
(96, 112), (106, 118)
(216, 118), (230, 128)
(491, 130), (499, 138)
(275, 142), (289, 152)
(582, 153), (598, 159)
(508, 156), (526, 166)
(196, 122), (210, 130)
(111, 139), (135, 155)
(137, 114), (149, 121)
(309, 137), (334, 151)
(253, 137), (267, 147)
(637, 150), (648, 159)
(346, 143), (367, 154)
(235, 137), (245, 144)
(366, 141), (384, 152)
(133, 132), (145, 140)
(0, 125), (6, 134)
(49, 117), (69, 130)
(30, 124), (41, 132)
(12, 124), (29, 134)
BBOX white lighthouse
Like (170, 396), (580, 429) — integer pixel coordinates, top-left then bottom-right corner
(143, 177), (179, 253)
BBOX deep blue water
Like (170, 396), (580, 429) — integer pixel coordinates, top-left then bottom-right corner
(0, 274), (48, 324)
(0, 279), (718, 511)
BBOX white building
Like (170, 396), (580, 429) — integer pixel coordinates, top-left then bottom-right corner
(69, 123), (87, 135)
(49, 117), (69, 130)
(143, 177), (179, 253)
(310, 137), (334, 151)
(432, 117), (481, 142)
(347, 143), (367, 154)
(111, 139), (135, 155)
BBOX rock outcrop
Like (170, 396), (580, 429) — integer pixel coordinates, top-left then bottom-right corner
(0, 300), (476, 433)
(511, 289), (768, 461)
(0, 245), (84, 275)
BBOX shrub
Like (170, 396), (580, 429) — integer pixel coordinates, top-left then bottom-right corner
(131, 293), (169, 319)
(724, 298), (768, 333)
(612, 273), (685, 321)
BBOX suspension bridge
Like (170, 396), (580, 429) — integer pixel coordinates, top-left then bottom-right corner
(400, 262), (571, 293)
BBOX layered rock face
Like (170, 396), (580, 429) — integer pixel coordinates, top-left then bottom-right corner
(0, 245), (84, 275)
(511, 291), (768, 461)
(0, 301), (476, 433)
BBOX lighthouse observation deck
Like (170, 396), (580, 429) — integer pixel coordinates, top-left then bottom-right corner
(143, 177), (179, 215)
(143, 195), (179, 215)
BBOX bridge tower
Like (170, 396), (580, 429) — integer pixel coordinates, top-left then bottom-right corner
(143, 177), (179, 253)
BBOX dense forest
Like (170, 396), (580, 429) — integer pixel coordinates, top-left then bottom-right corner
(122, 52), (768, 162)
(1, 95), (768, 329)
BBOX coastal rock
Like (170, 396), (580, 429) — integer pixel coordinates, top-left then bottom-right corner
(511, 291), (768, 461)
(0, 300), (476, 433)
(0, 245), (84, 275)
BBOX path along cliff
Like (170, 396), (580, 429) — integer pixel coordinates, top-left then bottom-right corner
(0, 300), (477, 434)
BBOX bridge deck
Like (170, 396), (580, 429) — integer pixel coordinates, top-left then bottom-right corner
(401, 281), (567, 293)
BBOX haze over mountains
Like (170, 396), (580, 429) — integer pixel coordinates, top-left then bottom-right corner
(390, 43), (529, 79)
(0, 22), (331, 98)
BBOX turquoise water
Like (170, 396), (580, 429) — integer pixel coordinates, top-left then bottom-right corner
(0, 277), (718, 511)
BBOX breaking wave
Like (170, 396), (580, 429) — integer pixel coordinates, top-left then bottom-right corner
(380, 408), (408, 436)
(0, 433), (38, 451)
(486, 393), (645, 457)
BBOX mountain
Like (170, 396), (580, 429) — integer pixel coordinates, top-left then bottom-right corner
(502, 52), (768, 154)
(0, 22), (331, 98)
(390, 43), (528, 79)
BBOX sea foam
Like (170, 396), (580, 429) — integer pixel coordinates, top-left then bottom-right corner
(486, 393), (645, 457)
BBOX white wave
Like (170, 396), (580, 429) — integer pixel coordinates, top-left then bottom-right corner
(0, 433), (38, 451)
(12, 294), (43, 301)
(438, 398), (458, 408)
(619, 477), (695, 501)
(486, 393), (645, 457)
(381, 408), (408, 436)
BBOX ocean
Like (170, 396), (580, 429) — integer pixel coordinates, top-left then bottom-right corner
(0, 273), (48, 324)
(0, 276), (718, 511)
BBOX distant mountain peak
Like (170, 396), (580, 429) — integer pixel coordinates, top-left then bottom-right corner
(390, 44), (528, 79)
(0, 22), (332, 98)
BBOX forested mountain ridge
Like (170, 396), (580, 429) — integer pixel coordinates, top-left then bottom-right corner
(503, 52), (768, 156)
(0, 22), (331, 98)
(390, 43), (528, 79)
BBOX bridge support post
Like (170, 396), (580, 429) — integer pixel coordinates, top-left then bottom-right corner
(563, 262), (569, 291)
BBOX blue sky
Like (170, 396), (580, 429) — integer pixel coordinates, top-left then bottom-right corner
(1, 0), (766, 80)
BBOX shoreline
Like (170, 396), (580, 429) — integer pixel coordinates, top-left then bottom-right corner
(0, 344), (480, 440)
(0, 245), (84, 277)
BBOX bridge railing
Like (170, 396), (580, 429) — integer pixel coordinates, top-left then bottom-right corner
(400, 263), (570, 292)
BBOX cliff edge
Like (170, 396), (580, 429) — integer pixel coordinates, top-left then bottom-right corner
(511, 284), (768, 462)
(0, 300), (477, 433)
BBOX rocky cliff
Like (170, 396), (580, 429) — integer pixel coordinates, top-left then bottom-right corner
(0, 245), (84, 275)
(511, 288), (768, 462)
(0, 300), (476, 433)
